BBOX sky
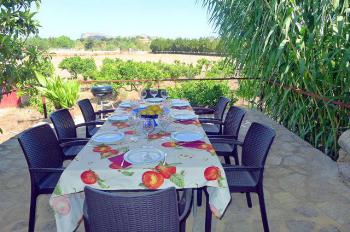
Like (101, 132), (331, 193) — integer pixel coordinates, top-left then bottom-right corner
(35, 0), (217, 39)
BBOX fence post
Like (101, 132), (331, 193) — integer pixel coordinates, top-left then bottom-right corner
(42, 96), (48, 119)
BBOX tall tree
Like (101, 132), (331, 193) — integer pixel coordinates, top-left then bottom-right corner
(0, 0), (47, 96)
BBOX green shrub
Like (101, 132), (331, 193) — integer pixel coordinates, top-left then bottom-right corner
(59, 57), (97, 80)
(35, 72), (80, 109)
(167, 80), (235, 107)
(95, 58), (202, 91)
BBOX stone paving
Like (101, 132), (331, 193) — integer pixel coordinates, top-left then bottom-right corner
(0, 109), (350, 232)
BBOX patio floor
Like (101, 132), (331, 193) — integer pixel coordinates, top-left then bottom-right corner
(0, 108), (349, 231)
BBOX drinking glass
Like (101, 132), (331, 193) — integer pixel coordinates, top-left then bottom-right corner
(142, 118), (155, 138)
(150, 89), (158, 98)
(158, 115), (170, 132)
(140, 89), (147, 100)
(160, 90), (168, 100)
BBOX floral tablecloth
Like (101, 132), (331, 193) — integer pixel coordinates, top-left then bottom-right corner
(50, 99), (231, 232)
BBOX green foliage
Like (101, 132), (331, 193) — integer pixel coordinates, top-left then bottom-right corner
(35, 72), (80, 109)
(206, 60), (234, 78)
(167, 81), (235, 107)
(0, 0), (42, 94)
(150, 38), (224, 54)
(59, 57), (97, 80)
(95, 58), (202, 91)
(204, 0), (350, 158)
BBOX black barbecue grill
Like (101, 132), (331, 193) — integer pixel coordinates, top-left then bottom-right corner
(91, 85), (114, 119)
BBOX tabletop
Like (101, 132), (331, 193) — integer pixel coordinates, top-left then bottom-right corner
(49, 99), (231, 232)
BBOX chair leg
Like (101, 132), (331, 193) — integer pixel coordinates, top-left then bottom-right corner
(224, 155), (231, 164)
(233, 147), (239, 165)
(257, 188), (269, 232)
(246, 192), (252, 208)
(28, 193), (38, 232)
(180, 219), (186, 232)
(205, 190), (212, 232)
(197, 189), (202, 207)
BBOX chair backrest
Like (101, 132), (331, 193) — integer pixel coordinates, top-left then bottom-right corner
(214, 97), (231, 120)
(18, 124), (63, 185)
(84, 186), (180, 232)
(223, 106), (246, 139)
(242, 122), (275, 182)
(50, 109), (77, 140)
(78, 99), (96, 122)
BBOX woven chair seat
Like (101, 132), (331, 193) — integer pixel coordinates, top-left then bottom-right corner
(212, 142), (234, 154)
(38, 172), (62, 191)
(202, 123), (220, 135)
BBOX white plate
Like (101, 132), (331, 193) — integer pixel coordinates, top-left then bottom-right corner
(92, 132), (124, 144)
(170, 113), (197, 120)
(108, 115), (129, 122)
(171, 131), (204, 142)
(146, 97), (163, 103)
(119, 102), (132, 108)
(124, 148), (165, 165)
(171, 100), (190, 107)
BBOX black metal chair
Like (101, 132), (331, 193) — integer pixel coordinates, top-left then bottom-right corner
(77, 99), (111, 137)
(196, 97), (231, 135)
(83, 187), (192, 232)
(205, 106), (246, 165)
(50, 109), (103, 159)
(18, 124), (88, 232)
(196, 106), (245, 207)
(205, 122), (276, 232)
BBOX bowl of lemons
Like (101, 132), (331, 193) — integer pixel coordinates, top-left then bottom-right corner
(139, 105), (164, 119)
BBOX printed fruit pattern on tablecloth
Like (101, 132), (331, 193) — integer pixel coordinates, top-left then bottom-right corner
(162, 141), (216, 154)
(141, 162), (184, 189)
(80, 170), (109, 188)
(204, 166), (225, 187)
(148, 131), (171, 139)
(112, 121), (130, 128)
(174, 119), (200, 126)
(124, 130), (137, 135)
(92, 145), (119, 159)
(51, 195), (71, 215)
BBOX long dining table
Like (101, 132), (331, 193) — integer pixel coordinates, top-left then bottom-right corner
(49, 99), (231, 232)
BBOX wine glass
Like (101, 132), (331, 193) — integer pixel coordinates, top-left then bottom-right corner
(142, 118), (155, 138)
(158, 115), (170, 132)
(160, 90), (168, 100)
(140, 89), (147, 100)
(150, 89), (158, 98)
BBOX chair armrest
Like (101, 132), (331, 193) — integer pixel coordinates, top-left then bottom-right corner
(199, 118), (224, 125)
(179, 188), (193, 221)
(209, 138), (243, 146)
(29, 168), (65, 173)
(193, 106), (215, 115)
(59, 138), (89, 143)
(95, 109), (115, 115)
(75, 121), (104, 128)
(223, 165), (263, 172)
(208, 135), (236, 139)
(60, 140), (89, 148)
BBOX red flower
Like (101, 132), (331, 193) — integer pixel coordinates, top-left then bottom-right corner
(112, 122), (129, 128)
(93, 145), (112, 153)
(142, 171), (164, 189)
(204, 166), (221, 181)
(155, 164), (176, 179)
(80, 170), (98, 184)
